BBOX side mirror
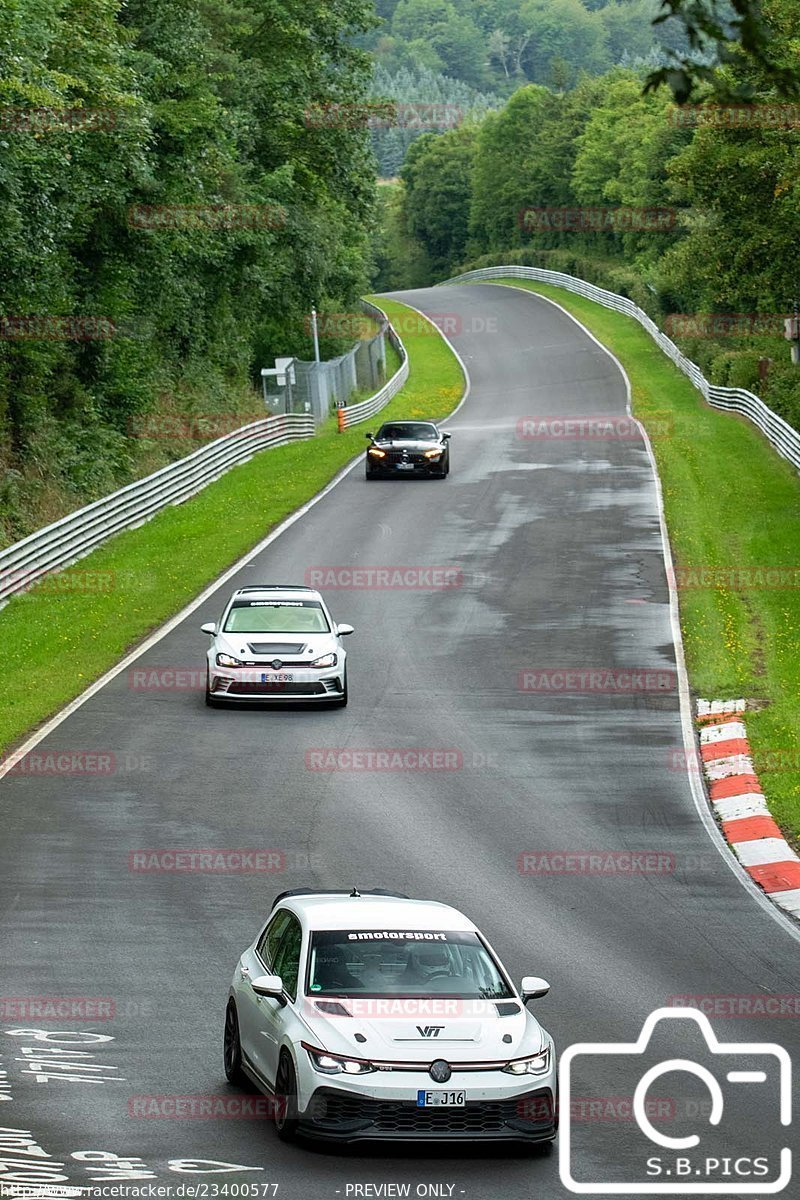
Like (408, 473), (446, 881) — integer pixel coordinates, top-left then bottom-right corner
(520, 976), (550, 1003)
(442, 432), (451, 440)
(250, 974), (284, 999)
(201, 622), (216, 635)
(336, 623), (354, 636)
(365, 432), (373, 440)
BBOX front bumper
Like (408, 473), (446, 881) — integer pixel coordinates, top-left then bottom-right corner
(366, 455), (445, 476)
(299, 1085), (556, 1143)
(208, 665), (344, 702)
(293, 1056), (557, 1143)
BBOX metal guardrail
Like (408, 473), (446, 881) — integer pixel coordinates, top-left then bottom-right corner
(335, 301), (409, 429)
(0, 414), (315, 606)
(0, 299), (413, 606)
(440, 265), (800, 473)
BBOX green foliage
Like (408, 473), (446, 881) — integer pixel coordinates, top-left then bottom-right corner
(0, 0), (379, 543)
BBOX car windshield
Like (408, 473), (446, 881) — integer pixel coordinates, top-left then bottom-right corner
(223, 599), (330, 634)
(377, 423), (438, 441)
(306, 930), (514, 999)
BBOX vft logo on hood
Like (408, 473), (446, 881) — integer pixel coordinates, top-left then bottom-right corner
(417, 1025), (444, 1038)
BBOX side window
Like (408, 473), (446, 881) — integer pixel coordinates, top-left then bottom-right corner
(256, 910), (290, 970)
(272, 914), (303, 1001)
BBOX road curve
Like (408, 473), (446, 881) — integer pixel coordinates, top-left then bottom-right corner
(1, 282), (797, 1200)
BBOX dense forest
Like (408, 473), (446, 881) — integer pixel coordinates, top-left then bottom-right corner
(0, 0), (378, 543)
(0, 0), (797, 545)
(376, 0), (800, 430)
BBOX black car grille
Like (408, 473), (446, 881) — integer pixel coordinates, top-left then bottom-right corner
(226, 681), (326, 696)
(306, 1088), (555, 1136)
(387, 451), (428, 464)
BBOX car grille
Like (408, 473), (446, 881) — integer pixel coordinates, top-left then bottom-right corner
(225, 681), (327, 696)
(306, 1088), (555, 1136)
(247, 643), (306, 654)
(387, 451), (428, 465)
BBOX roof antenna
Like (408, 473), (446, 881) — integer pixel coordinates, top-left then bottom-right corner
(350, 887), (361, 897)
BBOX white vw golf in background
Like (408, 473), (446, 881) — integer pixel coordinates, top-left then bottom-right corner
(202, 585), (353, 706)
(224, 889), (557, 1145)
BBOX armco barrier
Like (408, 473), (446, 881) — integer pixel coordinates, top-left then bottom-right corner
(0, 415), (315, 606)
(439, 266), (800, 473)
(0, 303), (410, 607)
(335, 301), (409, 429)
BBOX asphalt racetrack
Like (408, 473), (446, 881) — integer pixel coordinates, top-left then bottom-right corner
(1, 283), (797, 1199)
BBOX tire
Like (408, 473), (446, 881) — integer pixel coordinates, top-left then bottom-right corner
(223, 1001), (247, 1086)
(274, 1052), (299, 1142)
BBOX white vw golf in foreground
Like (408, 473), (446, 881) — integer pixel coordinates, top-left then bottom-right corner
(224, 889), (557, 1145)
(202, 585), (352, 706)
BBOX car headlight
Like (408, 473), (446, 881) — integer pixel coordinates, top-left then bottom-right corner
(310, 652), (337, 668)
(424, 447), (444, 458)
(502, 1046), (551, 1075)
(304, 1045), (376, 1075)
(216, 652), (241, 668)
(368, 447), (387, 458)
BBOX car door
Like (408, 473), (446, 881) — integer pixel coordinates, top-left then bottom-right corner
(235, 909), (292, 1081)
(260, 912), (303, 1086)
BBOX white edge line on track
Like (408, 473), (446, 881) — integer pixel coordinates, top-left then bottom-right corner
(0, 296), (470, 785)
(460, 279), (800, 946)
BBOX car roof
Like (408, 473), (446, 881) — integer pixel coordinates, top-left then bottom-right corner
(279, 894), (477, 933)
(231, 586), (323, 602)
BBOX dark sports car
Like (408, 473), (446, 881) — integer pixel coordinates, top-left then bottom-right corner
(365, 421), (451, 480)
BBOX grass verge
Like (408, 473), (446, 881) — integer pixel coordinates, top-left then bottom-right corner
(491, 278), (800, 848)
(0, 296), (464, 756)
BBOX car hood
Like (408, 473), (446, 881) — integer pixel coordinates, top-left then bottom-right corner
(373, 439), (440, 451)
(214, 631), (339, 660)
(303, 1002), (544, 1064)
